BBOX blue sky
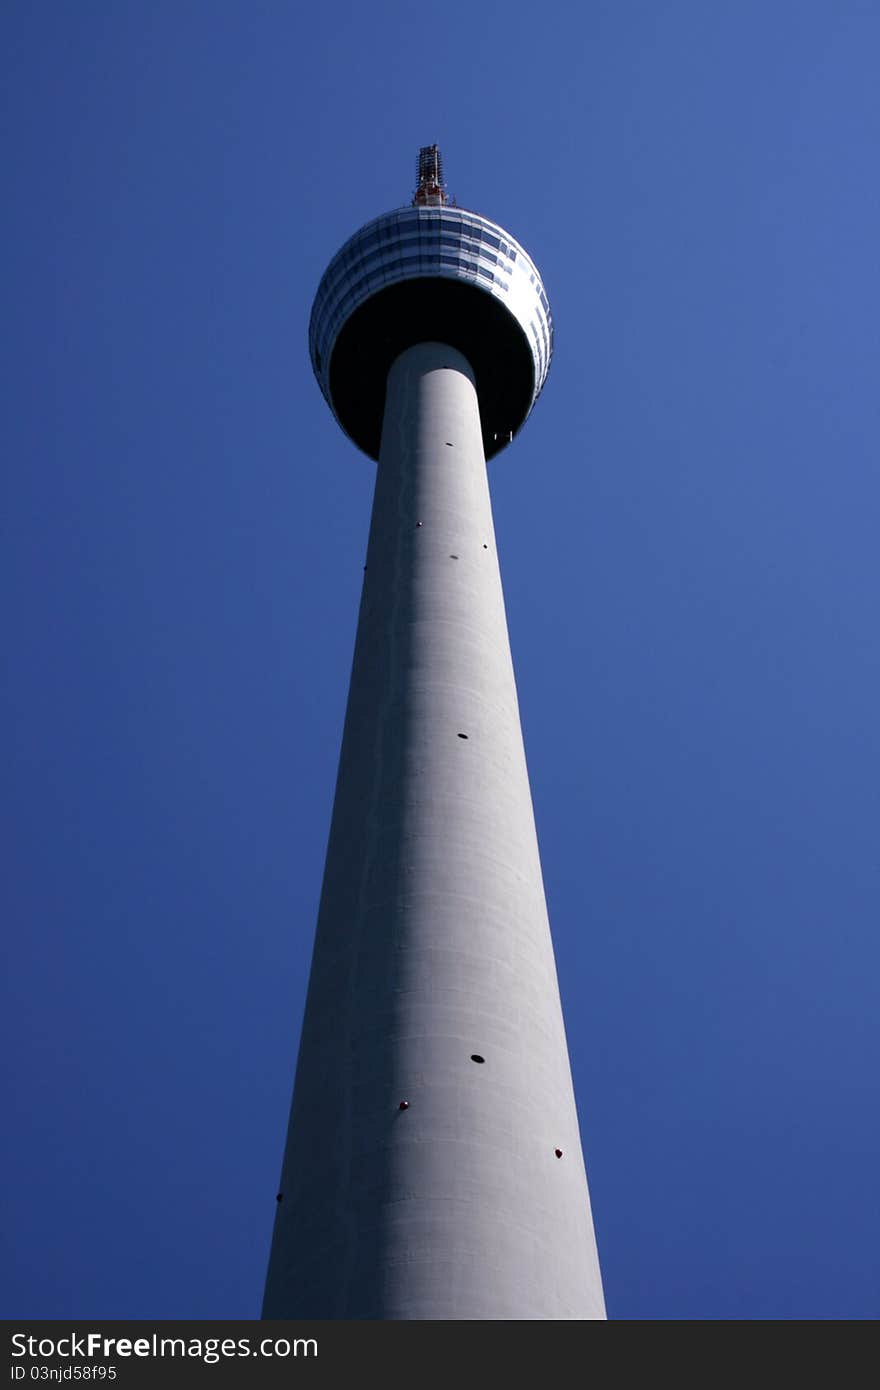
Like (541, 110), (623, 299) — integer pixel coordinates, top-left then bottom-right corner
(3, 1), (879, 1320)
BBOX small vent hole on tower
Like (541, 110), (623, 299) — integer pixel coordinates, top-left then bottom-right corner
(450, 555), (459, 560)
(445, 441), (454, 447)
(555, 1149), (563, 1159)
(470, 1054), (485, 1064)
(398, 1100), (410, 1111)
(457, 733), (469, 740)
(483, 544), (488, 549)
(416, 521), (423, 528)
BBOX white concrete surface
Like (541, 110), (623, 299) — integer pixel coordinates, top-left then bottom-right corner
(263, 343), (605, 1319)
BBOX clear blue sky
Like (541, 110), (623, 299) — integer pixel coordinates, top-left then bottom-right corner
(3, 1), (879, 1321)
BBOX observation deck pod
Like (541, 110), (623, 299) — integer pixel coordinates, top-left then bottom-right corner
(309, 203), (553, 462)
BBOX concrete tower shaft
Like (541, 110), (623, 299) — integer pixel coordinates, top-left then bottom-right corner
(264, 154), (605, 1320)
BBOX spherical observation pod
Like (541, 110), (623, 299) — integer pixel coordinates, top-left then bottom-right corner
(309, 205), (553, 461)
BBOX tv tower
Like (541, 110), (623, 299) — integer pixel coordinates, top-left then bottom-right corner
(263, 148), (606, 1320)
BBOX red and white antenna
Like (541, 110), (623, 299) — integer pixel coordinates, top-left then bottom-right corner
(412, 145), (448, 206)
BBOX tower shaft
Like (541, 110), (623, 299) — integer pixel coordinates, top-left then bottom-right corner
(263, 343), (605, 1319)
